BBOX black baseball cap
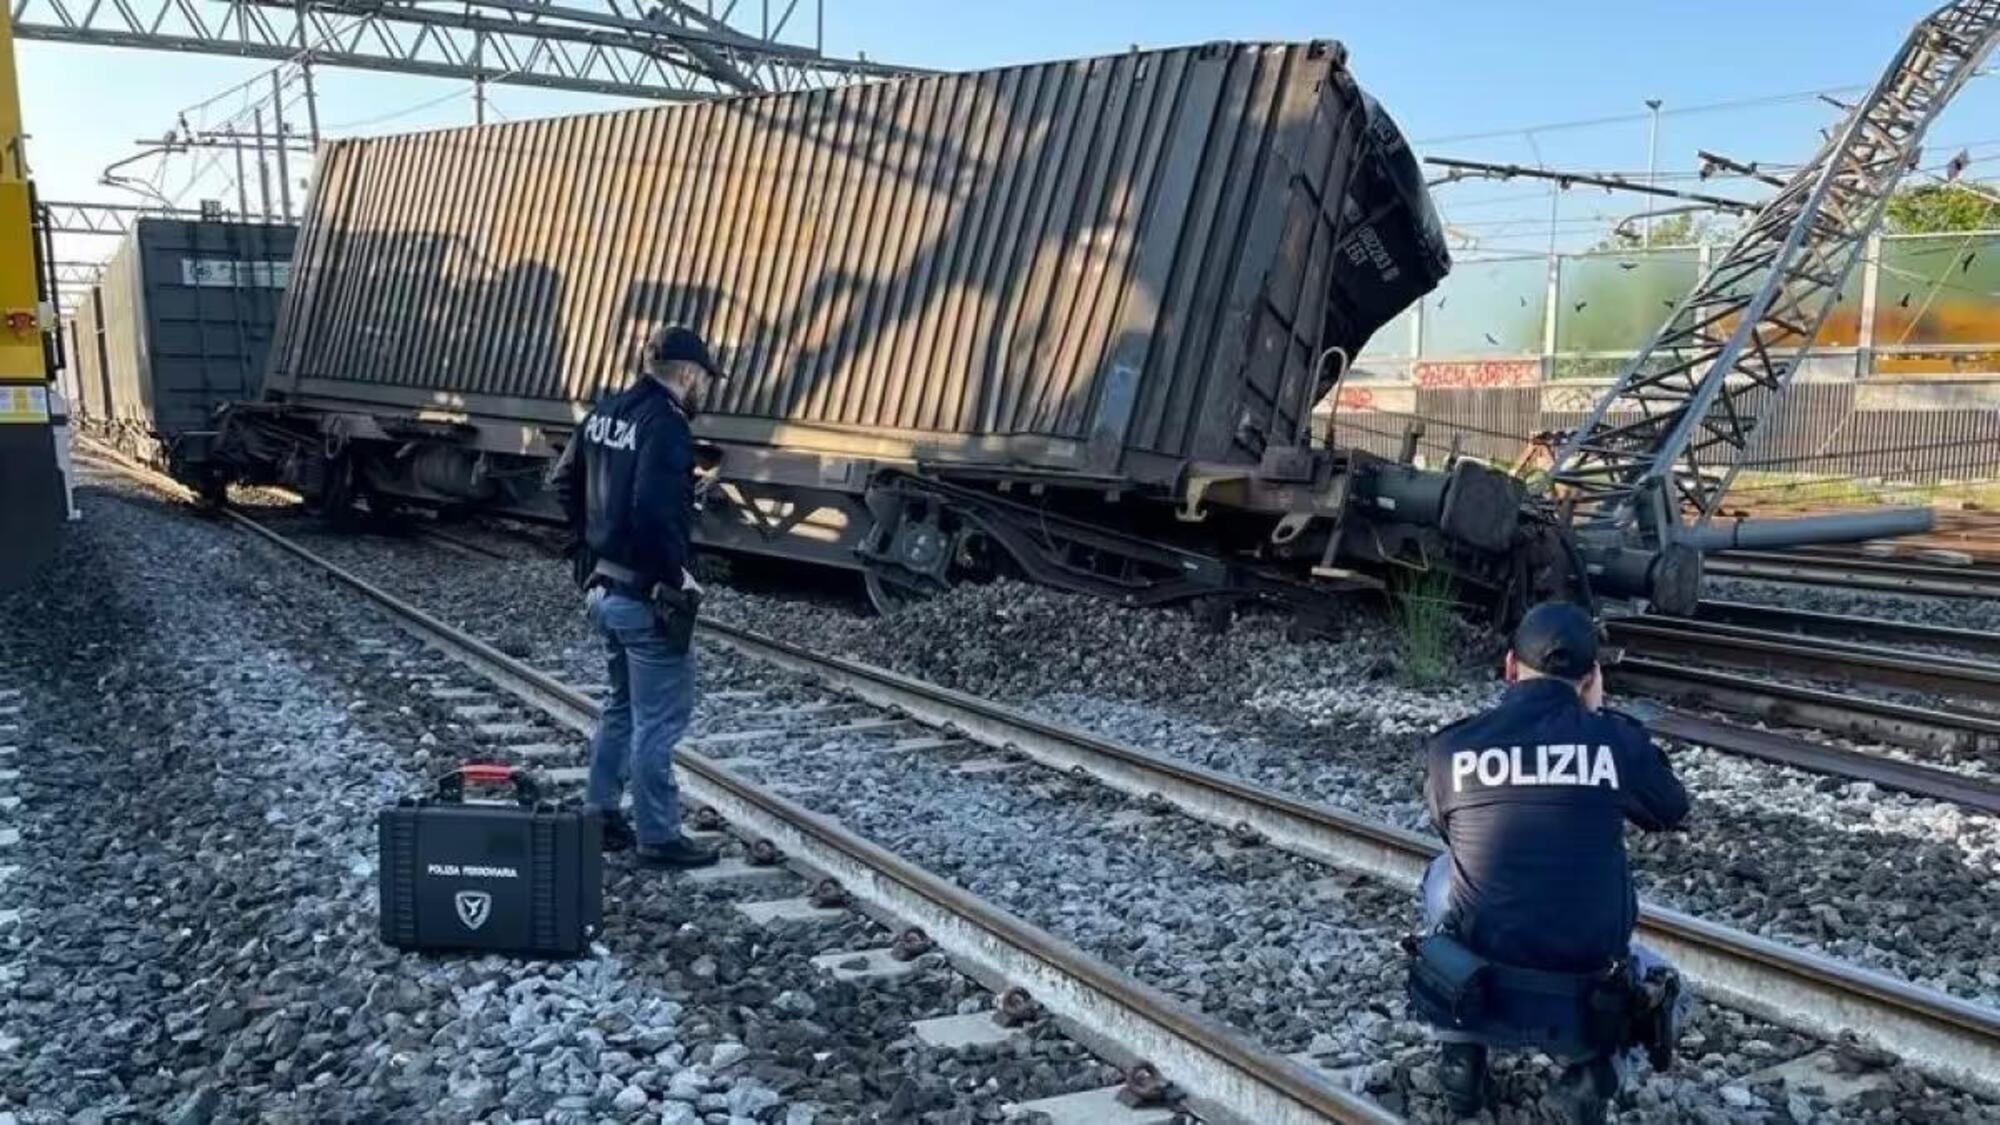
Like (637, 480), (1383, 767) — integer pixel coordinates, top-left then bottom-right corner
(1511, 600), (1600, 680)
(647, 324), (728, 380)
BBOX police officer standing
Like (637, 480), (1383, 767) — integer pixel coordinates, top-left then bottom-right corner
(551, 325), (724, 869)
(1415, 600), (1690, 1122)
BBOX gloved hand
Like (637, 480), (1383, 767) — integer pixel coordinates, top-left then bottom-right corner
(681, 568), (703, 595)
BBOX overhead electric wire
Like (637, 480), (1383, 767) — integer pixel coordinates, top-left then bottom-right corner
(326, 86), (474, 130)
(1413, 69), (1991, 147)
(158, 84), (316, 213)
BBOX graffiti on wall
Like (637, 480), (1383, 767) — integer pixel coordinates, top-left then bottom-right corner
(1334, 385), (1376, 411)
(1412, 359), (1542, 388)
(1364, 233), (2000, 381)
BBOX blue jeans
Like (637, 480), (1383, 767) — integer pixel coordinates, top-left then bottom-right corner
(1418, 856), (1687, 1069)
(585, 590), (694, 846)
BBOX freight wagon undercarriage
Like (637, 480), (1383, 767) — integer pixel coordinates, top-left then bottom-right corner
(194, 400), (1701, 625)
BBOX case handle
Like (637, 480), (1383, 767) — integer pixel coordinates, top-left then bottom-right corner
(434, 762), (541, 806)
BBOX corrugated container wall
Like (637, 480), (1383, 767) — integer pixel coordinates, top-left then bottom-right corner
(71, 287), (108, 422)
(55, 315), (83, 412)
(90, 219), (297, 438)
(268, 41), (1445, 479)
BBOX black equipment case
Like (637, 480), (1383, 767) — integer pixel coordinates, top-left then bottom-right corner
(378, 763), (603, 957)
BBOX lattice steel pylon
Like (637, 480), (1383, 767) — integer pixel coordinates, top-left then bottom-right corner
(11, 0), (918, 100)
(1547, 0), (2000, 544)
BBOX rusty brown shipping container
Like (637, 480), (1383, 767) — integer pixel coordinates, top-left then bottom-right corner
(264, 40), (1446, 485)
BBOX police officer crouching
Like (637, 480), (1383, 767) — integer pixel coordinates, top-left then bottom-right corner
(1407, 601), (1690, 1123)
(550, 325), (724, 869)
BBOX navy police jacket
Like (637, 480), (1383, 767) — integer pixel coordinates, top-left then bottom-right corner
(550, 375), (695, 587)
(1424, 677), (1690, 972)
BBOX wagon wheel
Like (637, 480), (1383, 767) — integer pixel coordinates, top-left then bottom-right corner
(193, 470), (229, 509)
(862, 565), (939, 616)
(311, 455), (365, 530)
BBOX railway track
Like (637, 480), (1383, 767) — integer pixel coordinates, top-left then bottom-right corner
(1600, 602), (2000, 811)
(1606, 609), (2000, 790)
(1609, 655), (2000, 756)
(78, 445), (1390, 1124)
(1688, 599), (2000, 659)
(1707, 549), (2000, 600)
(1641, 709), (2000, 816)
(1609, 616), (2000, 706)
(81, 445), (2000, 1104)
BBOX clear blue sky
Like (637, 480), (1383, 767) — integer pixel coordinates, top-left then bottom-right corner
(22, 0), (2000, 270)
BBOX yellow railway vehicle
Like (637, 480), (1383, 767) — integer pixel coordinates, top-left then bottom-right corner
(0, 4), (66, 593)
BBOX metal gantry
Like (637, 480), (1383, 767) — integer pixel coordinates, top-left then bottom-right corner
(43, 200), (210, 236)
(11, 0), (918, 100)
(1549, 0), (2000, 542)
(51, 260), (104, 287)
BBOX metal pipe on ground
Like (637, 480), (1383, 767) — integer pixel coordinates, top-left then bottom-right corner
(1682, 507), (1936, 551)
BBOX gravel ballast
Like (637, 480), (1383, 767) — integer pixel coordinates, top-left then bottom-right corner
(0, 477), (1131, 1123)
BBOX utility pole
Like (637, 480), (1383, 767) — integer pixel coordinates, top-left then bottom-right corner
(302, 62), (321, 146)
(1643, 98), (1663, 247)
(271, 72), (293, 221)
(252, 105), (272, 218)
(296, 0), (321, 146)
(229, 124), (249, 219)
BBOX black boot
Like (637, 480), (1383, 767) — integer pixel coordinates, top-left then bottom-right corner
(597, 809), (637, 853)
(1438, 1042), (1489, 1118)
(635, 833), (720, 869)
(1554, 1054), (1618, 1125)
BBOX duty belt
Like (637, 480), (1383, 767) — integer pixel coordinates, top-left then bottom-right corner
(588, 558), (660, 599)
(1404, 931), (1644, 1057)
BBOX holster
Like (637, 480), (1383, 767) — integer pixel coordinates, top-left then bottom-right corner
(1404, 932), (1489, 1029)
(647, 582), (700, 654)
(1579, 962), (1637, 1048)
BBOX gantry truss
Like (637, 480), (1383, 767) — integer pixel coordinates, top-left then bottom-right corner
(1548, 0), (2000, 541)
(11, 0), (919, 100)
(43, 199), (209, 236)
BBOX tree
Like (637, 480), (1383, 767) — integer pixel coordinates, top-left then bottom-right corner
(1883, 184), (1997, 234)
(1591, 210), (1738, 252)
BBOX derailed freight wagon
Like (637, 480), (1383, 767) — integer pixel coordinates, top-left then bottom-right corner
(212, 41), (1680, 616)
(71, 218), (296, 493)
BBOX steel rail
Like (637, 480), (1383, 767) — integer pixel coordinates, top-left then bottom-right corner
(1608, 617), (2000, 704)
(1731, 548), (2000, 576)
(1690, 600), (2000, 659)
(1645, 710), (2000, 815)
(1706, 551), (2000, 599)
(697, 620), (2000, 1101)
(202, 511), (1393, 1125)
(413, 526), (514, 561)
(1608, 656), (2000, 754)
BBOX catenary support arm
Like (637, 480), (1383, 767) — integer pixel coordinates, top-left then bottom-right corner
(1548, 1), (2000, 545)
